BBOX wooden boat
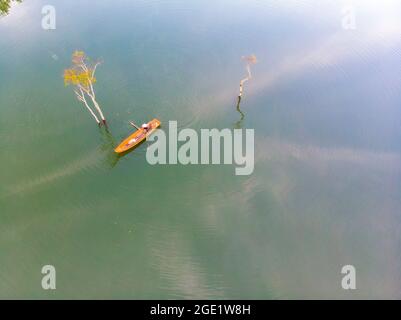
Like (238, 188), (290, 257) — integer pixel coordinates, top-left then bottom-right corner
(114, 118), (161, 154)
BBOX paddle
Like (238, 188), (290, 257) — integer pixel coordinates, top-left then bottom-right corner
(129, 121), (140, 130)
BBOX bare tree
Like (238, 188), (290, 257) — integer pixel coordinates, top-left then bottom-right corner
(64, 51), (107, 126)
(238, 54), (257, 101)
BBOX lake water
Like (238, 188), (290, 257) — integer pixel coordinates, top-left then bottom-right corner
(1, 0), (401, 299)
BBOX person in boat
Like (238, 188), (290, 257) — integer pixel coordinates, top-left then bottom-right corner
(142, 123), (151, 132)
(127, 123), (151, 146)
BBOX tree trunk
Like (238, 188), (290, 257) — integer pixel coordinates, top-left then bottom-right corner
(238, 63), (252, 98)
(80, 92), (100, 124)
(90, 96), (107, 126)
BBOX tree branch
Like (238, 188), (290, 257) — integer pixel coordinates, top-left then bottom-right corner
(92, 61), (101, 78)
(74, 88), (100, 124)
(239, 63), (252, 98)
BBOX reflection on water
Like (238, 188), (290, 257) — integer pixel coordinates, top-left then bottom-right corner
(98, 128), (120, 168)
(234, 97), (245, 129)
(1, 0), (401, 299)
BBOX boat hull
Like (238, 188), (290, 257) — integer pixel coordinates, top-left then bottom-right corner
(114, 118), (161, 154)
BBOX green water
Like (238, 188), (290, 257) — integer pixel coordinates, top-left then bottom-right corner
(1, 0), (401, 299)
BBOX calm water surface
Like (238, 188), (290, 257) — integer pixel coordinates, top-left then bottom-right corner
(1, 0), (401, 298)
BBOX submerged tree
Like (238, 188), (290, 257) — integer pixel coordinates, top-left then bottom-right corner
(0, 0), (22, 16)
(238, 54), (257, 102)
(235, 54), (257, 127)
(64, 51), (107, 126)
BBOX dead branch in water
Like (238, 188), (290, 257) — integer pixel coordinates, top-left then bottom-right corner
(238, 54), (258, 101)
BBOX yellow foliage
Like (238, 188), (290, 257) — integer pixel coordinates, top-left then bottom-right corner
(63, 68), (96, 88)
(242, 54), (258, 64)
(73, 50), (84, 57)
(72, 50), (85, 65)
(64, 50), (98, 88)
